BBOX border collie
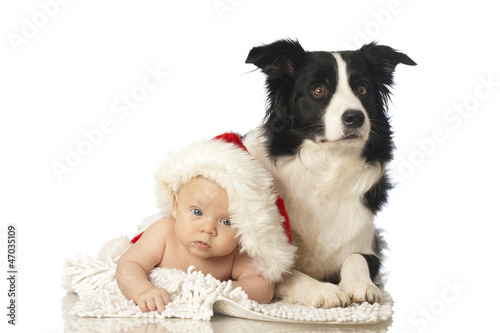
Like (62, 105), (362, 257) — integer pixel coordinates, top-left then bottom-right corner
(242, 39), (416, 307)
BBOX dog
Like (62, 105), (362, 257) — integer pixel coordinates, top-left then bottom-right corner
(242, 39), (416, 307)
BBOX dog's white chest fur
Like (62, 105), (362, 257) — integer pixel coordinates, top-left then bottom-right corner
(244, 130), (384, 280)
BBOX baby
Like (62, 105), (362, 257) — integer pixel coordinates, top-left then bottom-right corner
(117, 176), (274, 313)
(115, 133), (295, 314)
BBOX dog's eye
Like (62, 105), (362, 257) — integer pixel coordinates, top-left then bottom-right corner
(312, 86), (327, 97)
(357, 86), (367, 96)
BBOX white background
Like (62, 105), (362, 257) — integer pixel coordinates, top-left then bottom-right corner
(1, 1), (499, 332)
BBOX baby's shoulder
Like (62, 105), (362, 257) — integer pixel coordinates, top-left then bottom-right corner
(144, 216), (173, 235)
(231, 249), (257, 277)
(232, 250), (251, 265)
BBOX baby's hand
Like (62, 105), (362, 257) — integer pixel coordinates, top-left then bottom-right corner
(135, 287), (172, 314)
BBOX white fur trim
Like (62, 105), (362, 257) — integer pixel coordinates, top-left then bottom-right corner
(153, 138), (296, 282)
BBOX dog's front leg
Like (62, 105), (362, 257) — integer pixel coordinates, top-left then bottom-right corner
(339, 253), (382, 303)
(275, 269), (350, 308)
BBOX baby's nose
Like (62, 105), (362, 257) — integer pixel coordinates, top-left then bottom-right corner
(200, 219), (217, 235)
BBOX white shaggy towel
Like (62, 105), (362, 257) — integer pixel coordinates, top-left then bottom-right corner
(62, 255), (393, 324)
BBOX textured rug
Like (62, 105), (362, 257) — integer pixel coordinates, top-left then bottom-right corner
(62, 255), (393, 325)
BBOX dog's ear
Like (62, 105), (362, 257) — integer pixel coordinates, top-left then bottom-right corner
(360, 42), (416, 97)
(245, 39), (306, 77)
(361, 42), (416, 70)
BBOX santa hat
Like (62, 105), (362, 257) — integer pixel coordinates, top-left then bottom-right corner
(134, 133), (295, 283)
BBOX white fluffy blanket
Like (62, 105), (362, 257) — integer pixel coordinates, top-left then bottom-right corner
(62, 255), (393, 325)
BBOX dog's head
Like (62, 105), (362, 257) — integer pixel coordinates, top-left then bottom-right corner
(246, 39), (416, 162)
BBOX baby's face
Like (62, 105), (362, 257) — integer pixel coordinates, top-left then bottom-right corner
(172, 177), (238, 259)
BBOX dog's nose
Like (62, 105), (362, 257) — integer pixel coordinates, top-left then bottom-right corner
(342, 110), (365, 129)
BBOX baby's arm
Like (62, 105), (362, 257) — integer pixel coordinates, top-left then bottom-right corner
(116, 219), (172, 313)
(231, 252), (275, 304)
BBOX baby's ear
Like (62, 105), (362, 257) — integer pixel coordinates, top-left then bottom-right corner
(172, 193), (179, 219)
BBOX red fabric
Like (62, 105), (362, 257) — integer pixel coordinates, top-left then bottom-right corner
(212, 132), (249, 153)
(276, 195), (293, 244)
(131, 232), (144, 244)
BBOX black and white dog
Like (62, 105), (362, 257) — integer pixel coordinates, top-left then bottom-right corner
(242, 39), (416, 307)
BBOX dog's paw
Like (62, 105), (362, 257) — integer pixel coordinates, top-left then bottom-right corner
(315, 282), (351, 308)
(281, 281), (350, 308)
(276, 270), (350, 308)
(340, 280), (382, 304)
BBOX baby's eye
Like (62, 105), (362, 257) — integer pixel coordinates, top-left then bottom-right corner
(220, 219), (231, 227)
(191, 208), (202, 216)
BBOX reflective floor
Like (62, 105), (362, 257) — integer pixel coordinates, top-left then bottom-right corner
(62, 292), (392, 333)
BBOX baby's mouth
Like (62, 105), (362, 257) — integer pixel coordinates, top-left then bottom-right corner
(194, 241), (211, 250)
